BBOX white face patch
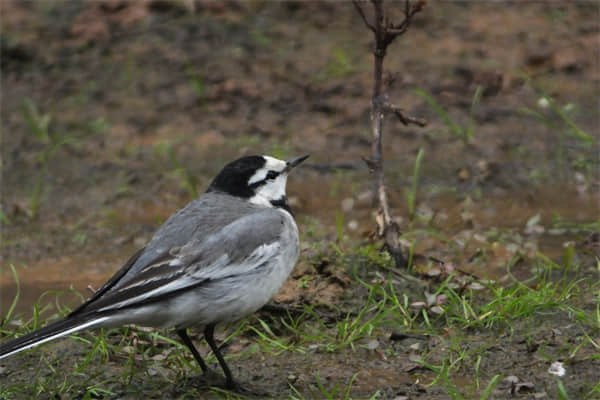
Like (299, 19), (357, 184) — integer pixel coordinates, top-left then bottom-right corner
(247, 156), (290, 207)
(247, 156), (287, 185)
(245, 156), (293, 208)
(249, 173), (288, 207)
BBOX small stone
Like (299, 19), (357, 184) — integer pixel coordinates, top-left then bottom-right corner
(548, 361), (565, 377)
(574, 172), (585, 183)
(409, 343), (421, 351)
(537, 97), (550, 108)
(366, 339), (379, 350)
(152, 353), (168, 361)
(308, 344), (320, 353)
(356, 190), (373, 205)
(341, 198), (354, 212)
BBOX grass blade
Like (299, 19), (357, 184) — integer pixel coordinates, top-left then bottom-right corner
(414, 88), (463, 138)
(1, 264), (21, 328)
(479, 374), (502, 400)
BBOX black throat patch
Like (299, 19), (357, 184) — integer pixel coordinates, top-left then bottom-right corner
(270, 196), (293, 216)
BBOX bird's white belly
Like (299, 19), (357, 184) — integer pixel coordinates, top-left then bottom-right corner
(177, 254), (294, 326)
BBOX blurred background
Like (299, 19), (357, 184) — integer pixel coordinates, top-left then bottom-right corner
(1, 1), (598, 314)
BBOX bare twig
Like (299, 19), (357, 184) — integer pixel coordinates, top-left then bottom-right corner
(383, 102), (427, 126)
(387, 0), (426, 36)
(361, 156), (378, 172)
(352, 1), (375, 32)
(354, 0), (426, 268)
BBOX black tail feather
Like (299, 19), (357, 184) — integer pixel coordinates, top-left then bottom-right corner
(0, 313), (102, 359)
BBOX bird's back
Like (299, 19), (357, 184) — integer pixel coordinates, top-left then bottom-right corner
(72, 192), (296, 317)
(125, 192), (269, 282)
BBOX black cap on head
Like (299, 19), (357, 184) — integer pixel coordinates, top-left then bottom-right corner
(207, 155), (267, 198)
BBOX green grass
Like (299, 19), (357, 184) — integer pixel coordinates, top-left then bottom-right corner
(0, 265), (21, 330)
(1, 243), (598, 399)
(314, 46), (357, 83)
(19, 98), (108, 220)
(405, 147), (425, 223)
(518, 73), (596, 182)
(414, 85), (483, 145)
(185, 62), (206, 103)
(518, 76), (593, 146)
(290, 372), (381, 400)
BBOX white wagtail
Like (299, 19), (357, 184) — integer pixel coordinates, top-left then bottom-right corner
(0, 154), (309, 390)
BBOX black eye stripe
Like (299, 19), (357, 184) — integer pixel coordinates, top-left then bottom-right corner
(266, 171), (279, 180)
(247, 170), (279, 189)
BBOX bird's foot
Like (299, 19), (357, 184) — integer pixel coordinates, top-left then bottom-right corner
(185, 368), (223, 388)
(223, 378), (268, 397)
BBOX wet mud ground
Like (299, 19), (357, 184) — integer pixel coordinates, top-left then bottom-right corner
(1, 2), (599, 399)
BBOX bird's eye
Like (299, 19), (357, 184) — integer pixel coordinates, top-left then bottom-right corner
(266, 171), (279, 180)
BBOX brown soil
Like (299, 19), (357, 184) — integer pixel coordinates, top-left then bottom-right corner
(1, 1), (598, 399)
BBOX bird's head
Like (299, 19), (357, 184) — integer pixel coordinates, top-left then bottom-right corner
(207, 154), (309, 212)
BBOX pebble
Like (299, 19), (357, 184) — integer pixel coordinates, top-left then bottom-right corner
(341, 198), (354, 212)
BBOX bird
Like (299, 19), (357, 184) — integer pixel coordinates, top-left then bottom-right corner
(0, 154), (309, 390)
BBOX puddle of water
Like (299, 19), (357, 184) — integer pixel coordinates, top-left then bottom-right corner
(0, 251), (135, 317)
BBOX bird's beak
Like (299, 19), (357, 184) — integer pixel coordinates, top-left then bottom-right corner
(285, 154), (310, 172)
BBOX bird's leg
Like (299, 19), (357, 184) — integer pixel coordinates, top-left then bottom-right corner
(203, 324), (236, 390)
(177, 329), (208, 373)
(204, 325), (267, 395)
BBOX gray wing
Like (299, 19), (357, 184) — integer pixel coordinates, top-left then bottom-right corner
(77, 206), (288, 313)
(115, 193), (262, 286)
(72, 192), (272, 315)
